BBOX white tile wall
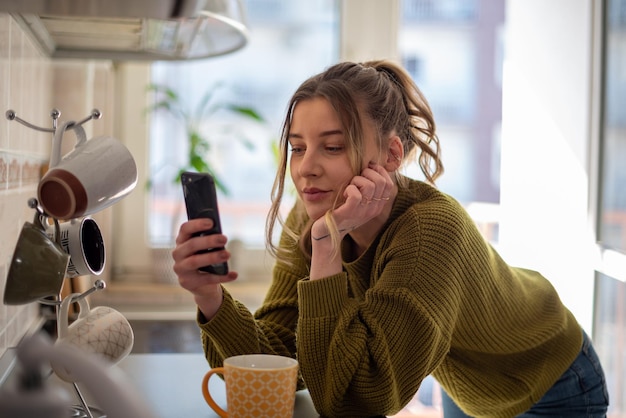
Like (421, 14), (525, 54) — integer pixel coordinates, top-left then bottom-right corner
(0, 13), (118, 359)
(0, 14), (54, 357)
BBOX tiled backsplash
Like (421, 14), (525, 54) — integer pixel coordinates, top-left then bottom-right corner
(0, 13), (117, 359)
(0, 14), (54, 358)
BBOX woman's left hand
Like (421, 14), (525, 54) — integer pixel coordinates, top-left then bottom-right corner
(311, 162), (394, 241)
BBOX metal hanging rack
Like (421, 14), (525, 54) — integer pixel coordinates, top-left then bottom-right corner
(5, 108), (102, 133)
(6, 108), (109, 418)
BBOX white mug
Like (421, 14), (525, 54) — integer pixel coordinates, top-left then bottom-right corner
(38, 120), (138, 220)
(52, 293), (134, 382)
(45, 217), (105, 278)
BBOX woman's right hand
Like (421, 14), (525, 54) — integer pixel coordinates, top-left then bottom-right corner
(172, 218), (238, 320)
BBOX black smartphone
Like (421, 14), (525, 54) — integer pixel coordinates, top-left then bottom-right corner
(181, 172), (229, 275)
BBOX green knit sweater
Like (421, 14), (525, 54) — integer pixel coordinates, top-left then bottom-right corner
(197, 178), (582, 418)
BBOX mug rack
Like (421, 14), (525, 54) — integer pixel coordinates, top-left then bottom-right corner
(6, 108), (109, 418)
(33, 196), (107, 418)
(6, 108), (102, 133)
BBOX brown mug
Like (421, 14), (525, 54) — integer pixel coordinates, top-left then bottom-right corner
(38, 120), (138, 220)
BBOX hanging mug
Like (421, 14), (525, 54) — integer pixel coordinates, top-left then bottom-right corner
(38, 120), (138, 220)
(52, 293), (134, 382)
(45, 217), (105, 278)
(4, 212), (69, 305)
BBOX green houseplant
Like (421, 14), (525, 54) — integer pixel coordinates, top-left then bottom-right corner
(145, 83), (265, 194)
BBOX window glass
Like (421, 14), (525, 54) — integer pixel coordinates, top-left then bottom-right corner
(148, 0), (339, 247)
(599, 0), (626, 253)
(399, 0), (504, 243)
(594, 0), (626, 415)
(594, 272), (626, 414)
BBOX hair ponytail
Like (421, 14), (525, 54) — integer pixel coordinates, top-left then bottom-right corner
(364, 60), (443, 185)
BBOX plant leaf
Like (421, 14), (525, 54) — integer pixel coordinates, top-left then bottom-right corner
(196, 90), (216, 120)
(226, 105), (265, 122)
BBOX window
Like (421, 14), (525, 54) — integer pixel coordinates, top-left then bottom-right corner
(594, 273), (626, 416)
(594, 0), (626, 415)
(399, 0), (504, 242)
(598, 0), (626, 254)
(148, 0), (339, 249)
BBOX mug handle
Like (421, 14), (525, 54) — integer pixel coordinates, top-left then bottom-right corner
(35, 213), (62, 246)
(57, 293), (91, 338)
(202, 368), (228, 418)
(49, 120), (88, 168)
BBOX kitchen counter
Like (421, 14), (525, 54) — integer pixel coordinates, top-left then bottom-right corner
(54, 353), (320, 418)
(4, 342), (438, 417)
(1, 330), (440, 417)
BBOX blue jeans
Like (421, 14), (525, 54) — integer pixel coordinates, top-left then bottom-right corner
(441, 331), (609, 417)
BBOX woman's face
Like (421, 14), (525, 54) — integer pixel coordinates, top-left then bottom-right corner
(288, 97), (378, 221)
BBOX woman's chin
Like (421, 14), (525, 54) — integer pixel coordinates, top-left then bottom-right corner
(303, 205), (328, 222)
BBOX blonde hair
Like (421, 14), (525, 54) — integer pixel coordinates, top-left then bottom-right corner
(266, 60), (443, 263)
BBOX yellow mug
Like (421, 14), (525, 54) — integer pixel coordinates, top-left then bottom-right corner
(202, 354), (299, 418)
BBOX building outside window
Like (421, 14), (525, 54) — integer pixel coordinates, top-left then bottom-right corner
(399, 0), (504, 242)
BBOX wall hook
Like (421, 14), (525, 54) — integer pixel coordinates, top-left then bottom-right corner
(5, 108), (102, 133)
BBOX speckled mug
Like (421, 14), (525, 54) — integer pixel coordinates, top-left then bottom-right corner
(52, 293), (134, 382)
(202, 354), (299, 418)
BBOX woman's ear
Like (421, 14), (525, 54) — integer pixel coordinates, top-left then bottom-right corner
(384, 135), (404, 171)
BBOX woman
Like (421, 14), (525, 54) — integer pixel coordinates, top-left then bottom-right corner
(172, 60), (609, 417)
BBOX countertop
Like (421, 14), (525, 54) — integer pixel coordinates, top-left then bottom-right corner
(53, 353), (320, 418)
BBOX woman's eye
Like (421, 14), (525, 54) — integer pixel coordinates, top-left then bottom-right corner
(290, 146), (304, 154)
(326, 146), (344, 153)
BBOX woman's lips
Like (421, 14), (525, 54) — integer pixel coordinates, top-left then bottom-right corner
(302, 188), (330, 202)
